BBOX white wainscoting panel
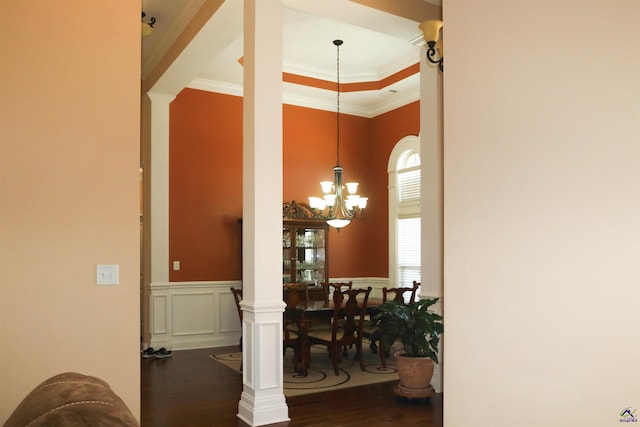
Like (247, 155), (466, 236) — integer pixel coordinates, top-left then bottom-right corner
(172, 291), (216, 335)
(149, 281), (242, 350)
(151, 293), (168, 334)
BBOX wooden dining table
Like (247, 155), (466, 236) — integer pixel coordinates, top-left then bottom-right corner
(284, 296), (384, 375)
(287, 297), (383, 314)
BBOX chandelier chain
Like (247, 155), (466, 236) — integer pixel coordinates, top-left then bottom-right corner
(335, 40), (341, 167)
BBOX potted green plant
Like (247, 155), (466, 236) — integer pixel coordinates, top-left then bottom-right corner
(370, 298), (443, 398)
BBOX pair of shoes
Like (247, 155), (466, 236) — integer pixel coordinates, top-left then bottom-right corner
(141, 347), (173, 359)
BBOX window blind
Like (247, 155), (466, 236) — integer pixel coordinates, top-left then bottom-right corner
(393, 149), (421, 290)
(398, 168), (420, 204)
(397, 217), (420, 288)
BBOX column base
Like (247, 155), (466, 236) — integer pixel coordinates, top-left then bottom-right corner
(238, 391), (289, 426)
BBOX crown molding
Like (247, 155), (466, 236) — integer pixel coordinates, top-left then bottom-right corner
(187, 78), (243, 97)
(186, 77), (419, 119)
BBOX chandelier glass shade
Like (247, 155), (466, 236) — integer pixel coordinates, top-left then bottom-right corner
(308, 40), (367, 229)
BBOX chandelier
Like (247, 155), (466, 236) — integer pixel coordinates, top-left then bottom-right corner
(308, 40), (368, 229)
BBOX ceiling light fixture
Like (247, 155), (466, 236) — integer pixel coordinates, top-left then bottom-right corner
(308, 40), (367, 230)
(142, 12), (156, 38)
(419, 20), (443, 72)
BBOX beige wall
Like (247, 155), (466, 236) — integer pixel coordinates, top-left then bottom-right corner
(442, 1), (639, 426)
(0, 1), (141, 421)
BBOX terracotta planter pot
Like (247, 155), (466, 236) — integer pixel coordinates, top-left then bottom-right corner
(394, 353), (436, 398)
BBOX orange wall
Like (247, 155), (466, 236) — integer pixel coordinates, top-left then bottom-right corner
(368, 101), (421, 274)
(283, 103), (374, 278)
(169, 90), (243, 281)
(169, 88), (419, 281)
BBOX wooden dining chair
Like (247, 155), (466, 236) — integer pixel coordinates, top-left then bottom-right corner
(305, 286), (372, 375)
(230, 287), (243, 347)
(412, 280), (421, 300)
(283, 283), (310, 309)
(230, 287), (243, 371)
(284, 318), (310, 376)
(282, 283), (310, 371)
(318, 281), (353, 326)
(364, 285), (419, 368)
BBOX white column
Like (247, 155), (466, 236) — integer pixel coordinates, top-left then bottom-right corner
(420, 53), (443, 299)
(238, 1), (289, 426)
(145, 92), (174, 350)
(147, 92), (174, 285)
(420, 49), (444, 391)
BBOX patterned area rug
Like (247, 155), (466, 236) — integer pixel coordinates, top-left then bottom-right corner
(209, 344), (400, 397)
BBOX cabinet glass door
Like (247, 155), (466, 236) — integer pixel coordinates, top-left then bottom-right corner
(294, 226), (326, 285)
(282, 228), (292, 284)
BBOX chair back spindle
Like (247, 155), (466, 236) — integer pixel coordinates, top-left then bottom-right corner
(321, 281), (353, 304)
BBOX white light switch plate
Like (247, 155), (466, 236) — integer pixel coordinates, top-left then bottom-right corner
(97, 264), (119, 285)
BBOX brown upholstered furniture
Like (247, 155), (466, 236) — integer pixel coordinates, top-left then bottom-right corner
(4, 372), (138, 427)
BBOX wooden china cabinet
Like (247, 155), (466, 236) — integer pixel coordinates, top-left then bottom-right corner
(282, 201), (328, 294)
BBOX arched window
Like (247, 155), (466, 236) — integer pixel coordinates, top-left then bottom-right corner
(388, 136), (421, 292)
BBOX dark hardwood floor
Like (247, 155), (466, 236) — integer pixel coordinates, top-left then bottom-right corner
(141, 345), (443, 427)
